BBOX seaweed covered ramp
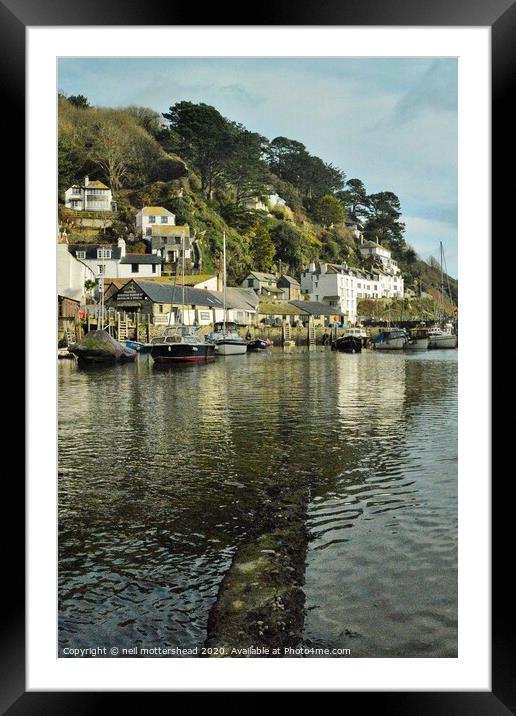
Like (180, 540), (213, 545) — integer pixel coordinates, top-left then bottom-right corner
(205, 488), (310, 657)
(69, 329), (136, 363)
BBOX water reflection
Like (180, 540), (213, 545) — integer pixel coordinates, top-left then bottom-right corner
(59, 349), (457, 656)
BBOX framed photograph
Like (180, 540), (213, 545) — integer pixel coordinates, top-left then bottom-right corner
(6, 0), (510, 706)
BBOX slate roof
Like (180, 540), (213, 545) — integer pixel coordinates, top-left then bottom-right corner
(258, 301), (308, 316)
(69, 244), (122, 260)
(247, 271), (277, 283)
(208, 288), (259, 312)
(290, 300), (342, 316)
(132, 280), (224, 307)
(120, 254), (161, 265)
(277, 274), (300, 287)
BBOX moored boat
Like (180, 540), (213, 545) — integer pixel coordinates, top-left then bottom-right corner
(205, 231), (247, 356)
(151, 326), (215, 363)
(343, 325), (368, 347)
(405, 328), (430, 351)
(373, 328), (408, 350)
(332, 335), (362, 353)
(124, 339), (152, 354)
(206, 321), (247, 355)
(428, 322), (457, 349)
(247, 338), (272, 351)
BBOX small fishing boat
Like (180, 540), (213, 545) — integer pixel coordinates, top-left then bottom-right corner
(405, 328), (430, 351)
(343, 325), (368, 347)
(58, 346), (76, 360)
(69, 329), (137, 364)
(205, 232), (247, 356)
(428, 323), (457, 349)
(332, 335), (362, 353)
(123, 339), (152, 354)
(246, 338), (272, 351)
(373, 328), (408, 350)
(151, 325), (215, 363)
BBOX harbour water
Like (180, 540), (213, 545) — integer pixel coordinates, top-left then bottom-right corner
(58, 348), (457, 657)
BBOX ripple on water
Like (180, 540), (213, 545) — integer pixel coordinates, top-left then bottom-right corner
(59, 349), (457, 656)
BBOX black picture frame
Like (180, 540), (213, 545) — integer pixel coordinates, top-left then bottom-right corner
(6, 0), (511, 709)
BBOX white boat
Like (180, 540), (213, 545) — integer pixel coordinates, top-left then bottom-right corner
(428, 322), (457, 349)
(405, 328), (430, 351)
(206, 231), (247, 356)
(428, 243), (458, 349)
(343, 325), (368, 344)
(208, 321), (247, 355)
(373, 328), (408, 350)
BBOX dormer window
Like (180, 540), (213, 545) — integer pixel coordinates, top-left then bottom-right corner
(97, 249), (111, 259)
(76, 250), (86, 260)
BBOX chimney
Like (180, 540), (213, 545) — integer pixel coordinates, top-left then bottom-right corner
(320, 262), (328, 275)
(309, 261), (316, 273)
(84, 175), (89, 187)
(117, 237), (126, 258)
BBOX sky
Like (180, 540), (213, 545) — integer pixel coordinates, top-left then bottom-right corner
(58, 58), (457, 277)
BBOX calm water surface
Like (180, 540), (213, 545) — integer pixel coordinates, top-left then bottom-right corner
(58, 348), (457, 657)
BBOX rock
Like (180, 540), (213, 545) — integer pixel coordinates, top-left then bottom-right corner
(69, 330), (136, 364)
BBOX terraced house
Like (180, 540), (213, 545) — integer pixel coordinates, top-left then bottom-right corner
(69, 238), (162, 279)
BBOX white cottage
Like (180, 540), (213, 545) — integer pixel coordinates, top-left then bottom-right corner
(136, 206), (176, 238)
(69, 238), (162, 279)
(64, 176), (115, 212)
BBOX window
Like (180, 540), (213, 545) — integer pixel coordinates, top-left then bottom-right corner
(152, 264), (157, 274)
(161, 216), (168, 224)
(148, 215), (156, 223)
(146, 227), (152, 236)
(98, 265), (104, 275)
(76, 251), (86, 260)
(131, 264), (139, 273)
(97, 249), (111, 259)
(248, 279), (254, 287)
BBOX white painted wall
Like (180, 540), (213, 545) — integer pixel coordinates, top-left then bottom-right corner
(136, 208), (176, 236)
(57, 244), (87, 303)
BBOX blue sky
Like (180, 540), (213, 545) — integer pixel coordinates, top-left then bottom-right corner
(58, 58), (457, 276)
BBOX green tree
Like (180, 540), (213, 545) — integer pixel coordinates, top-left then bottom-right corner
(265, 136), (344, 198)
(249, 224), (276, 271)
(225, 129), (271, 205)
(311, 194), (346, 227)
(68, 94), (90, 109)
(337, 178), (369, 221)
(363, 191), (406, 252)
(162, 101), (237, 198)
(269, 222), (311, 274)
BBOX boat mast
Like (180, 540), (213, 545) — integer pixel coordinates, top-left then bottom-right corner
(181, 232), (185, 328)
(99, 250), (105, 331)
(440, 241), (444, 322)
(223, 231), (227, 334)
